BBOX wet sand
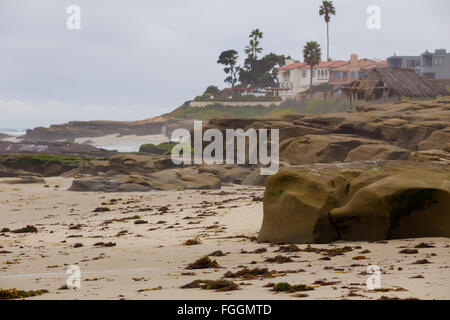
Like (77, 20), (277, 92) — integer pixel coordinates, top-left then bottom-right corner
(0, 177), (448, 300)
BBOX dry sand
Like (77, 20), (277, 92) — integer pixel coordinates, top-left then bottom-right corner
(0, 177), (448, 300)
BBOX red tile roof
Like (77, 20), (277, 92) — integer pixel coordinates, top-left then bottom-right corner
(279, 60), (347, 73)
(299, 60), (347, 69)
(279, 61), (307, 72)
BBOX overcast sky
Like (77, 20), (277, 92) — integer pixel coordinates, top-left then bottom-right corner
(0, 0), (449, 128)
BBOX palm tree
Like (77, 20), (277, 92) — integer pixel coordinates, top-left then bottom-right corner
(319, 1), (336, 61)
(245, 29), (263, 60)
(303, 41), (322, 98)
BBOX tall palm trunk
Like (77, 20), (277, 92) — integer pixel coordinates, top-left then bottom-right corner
(310, 66), (313, 98)
(327, 22), (329, 61)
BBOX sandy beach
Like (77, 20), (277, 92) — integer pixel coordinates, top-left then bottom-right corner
(0, 177), (448, 300)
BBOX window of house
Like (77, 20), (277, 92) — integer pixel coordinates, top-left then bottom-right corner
(351, 72), (356, 79)
(358, 72), (364, 79)
(433, 57), (444, 65)
(302, 70), (307, 78)
(407, 59), (420, 68)
(343, 72), (348, 79)
(282, 71), (290, 81)
(335, 72), (341, 79)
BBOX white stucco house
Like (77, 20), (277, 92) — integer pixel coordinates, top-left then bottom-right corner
(277, 59), (347, 99)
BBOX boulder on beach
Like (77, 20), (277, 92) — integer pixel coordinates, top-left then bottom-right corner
(258, 161), (450, 243)
(147, 168), (221, 190)
(198, 165), (253, 184)
(68, 178), (151, 192)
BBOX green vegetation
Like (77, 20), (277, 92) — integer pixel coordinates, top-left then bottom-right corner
(171, 96), (347, 120)
(303, 41), (322, 98)
(0, 154), (87, 168)
(0, 288), (49, 300)
(139, 142), (177, 154)
(217, 29), (289, 89)
(217, 51), (239, 87)
(193, 94), (281, 102)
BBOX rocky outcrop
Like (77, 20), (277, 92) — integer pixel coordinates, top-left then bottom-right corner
(68, 168), (221, 192)
(22, 118), (195, 142)
(203, 99), (450, 165)
(0, 141), (113, 157)
(279, 135), (381, 164)
(0, 177), (46, 184)
(418, 129), (450, 151)
(198, 165), (253, 184)
(0, 154), (93, 177)
(344, 144), (410, 162)
(258, 161), (450, 243)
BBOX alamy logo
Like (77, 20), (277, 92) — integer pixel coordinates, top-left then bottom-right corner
(366, 265), (381, 290)
(66, 5), (81, 30)
(66, 265), (81, 289)
(366, 5), (381, 30)
(171, 121), (279, 175)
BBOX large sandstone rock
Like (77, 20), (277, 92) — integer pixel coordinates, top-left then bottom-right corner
(258, 161), (450, 243)
(330, 171), (450, 240)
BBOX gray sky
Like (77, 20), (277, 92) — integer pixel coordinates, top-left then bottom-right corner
(0, 0), (449, 128)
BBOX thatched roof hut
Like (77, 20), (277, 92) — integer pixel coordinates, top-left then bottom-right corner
(341, 67), (440, 101)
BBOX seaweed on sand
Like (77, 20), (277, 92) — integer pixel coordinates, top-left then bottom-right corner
(11, 225), (38, 233)
(269, 282), (314, 293)
(181, 279), (239, 292)
(264, 255), (293, 264)
(0, 288), (49, 300)
(186, 256), (219, 269)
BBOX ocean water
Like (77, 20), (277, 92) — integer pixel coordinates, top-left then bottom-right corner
(0, 129), (169, 153)
(0, 128), (27, 137)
